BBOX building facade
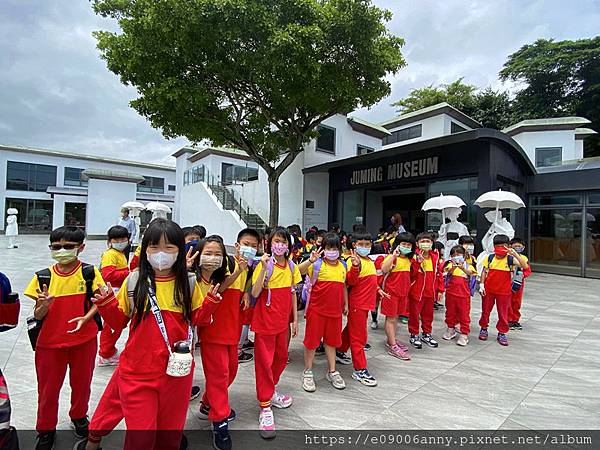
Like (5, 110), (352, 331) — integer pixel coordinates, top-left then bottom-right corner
(1, 145), (176, 238)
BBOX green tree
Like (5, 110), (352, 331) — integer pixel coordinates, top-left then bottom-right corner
(392, 78), (513, 129)
(92, 0), (405, 225)
(501, 37), (600, 157)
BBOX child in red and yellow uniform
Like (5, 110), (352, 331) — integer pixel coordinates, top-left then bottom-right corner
(408, 232), (443, 349)
(129, 245), (141, 271)
(250, 227), (300, 439)
(24, 227), (104, 448)
(479, 234), (525, 346)
(98, 225), (130, 366)
(442, 245), (476, 346)
(381, 232), (415, 360)
(337, 233), (382, 386)
(507, 238), (531, 330)
(299, 233), (348, 392)
(85, 219), (220, 450)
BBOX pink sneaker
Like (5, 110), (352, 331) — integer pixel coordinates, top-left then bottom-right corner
(386, 343), (411, 360)
(395, 339), (409, 351)
(259, 407), (276, 439)
(271, 391), (292, 409)
(97, 352), (119, 367)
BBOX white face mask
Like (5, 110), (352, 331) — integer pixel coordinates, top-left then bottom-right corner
(51, 248), (78, 264)
(147, 251), (178, 271)
(112, 242), (128, 252)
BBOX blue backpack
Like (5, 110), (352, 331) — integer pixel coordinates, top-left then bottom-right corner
(250, 256), (296, 307)
(0, 271), (19, 332)
(301, 258), (348, 308)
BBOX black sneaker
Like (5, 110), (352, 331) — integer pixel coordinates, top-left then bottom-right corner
(513, 322), (523, 330)
(35, 431), (56, 450)
(364, 343), (372, 351)
(421, 333), (438, 348)
(238, 350), (253, 363)
(180, 434), (188, 450)
(190, 385), (201, 401)
(242, 340), (254, 350)
(315, 342), (325, 355)
(212, 420), (232, 450)
(409, 334), (422, 349)
(335, 351), (352, 365)
(433, 301), (443, 310)
(198, 402), (236, 422)
(72, 416), (89, 438)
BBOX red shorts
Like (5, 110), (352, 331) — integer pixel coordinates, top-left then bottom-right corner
(303, 310), (342, 349)
(381, 294), (408, 317)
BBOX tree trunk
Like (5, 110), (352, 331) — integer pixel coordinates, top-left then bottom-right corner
(268, 174), (280, 227)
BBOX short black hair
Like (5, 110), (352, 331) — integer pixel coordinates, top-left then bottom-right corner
(322, 232), (342, 251)
(107, 225), (129, 240)
(395, 232), (415, 246)
(50, 226), (85, 244)
(458, 235), (475, 245)
(416, 232), (434, 242)
(449, 245), (466, 256)
(493, 234), (510, 246)
(306, 230), (316, 242)
(237, 228), (261, 244)
(370, 243), (386, 255)
(434, 241), (445, 253)
(509, 237), (525, 246)
(352, 232), (372, 243)
(329, 223), (340, 232)
(316, 229), (326, 238)
(193, 225), (207, 239)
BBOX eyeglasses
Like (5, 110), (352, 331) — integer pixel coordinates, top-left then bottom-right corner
(49, 244), (79, 251)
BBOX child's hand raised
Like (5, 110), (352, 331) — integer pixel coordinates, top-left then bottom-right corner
(208, 284), (223, 302)
(349, 250), (360, 267)
(93, 282), (115, 305)
(309, 248), (324, 263)
(260, 253), (271, 269)
(235, 255), (249, 271)
(34, 284), (54, 319)
(186, 247), (200, 269)
(393, 246), (401, 257)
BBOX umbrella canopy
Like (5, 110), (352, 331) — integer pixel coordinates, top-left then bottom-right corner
(6, 208), (18, 215)
(475, 190), (525, 210)
(422, 193), (465, 211)
(567, 212), (596, 222)
(145, 202), (171, 213)
(121, 201), (146, 211)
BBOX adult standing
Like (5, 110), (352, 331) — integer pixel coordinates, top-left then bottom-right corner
(391, 213), (406, 234)
(116, 208), (136, 260)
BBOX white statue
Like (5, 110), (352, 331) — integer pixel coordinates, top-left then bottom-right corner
(437, 207), (469, 260)
(6, 208), (18, 249)
(151, 210), (168, 222)
(476, 209), (515, 275)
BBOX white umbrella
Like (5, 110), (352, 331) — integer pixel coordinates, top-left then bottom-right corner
(6, 208), (18, 215)
(145, 202), (172, 213)
(121, 201), (146, 211)
(475, 190), (525, 210)
(422, 193), (466, 224)
(567, 212), (595, 222)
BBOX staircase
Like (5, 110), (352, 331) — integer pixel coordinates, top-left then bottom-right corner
(203, 167), (267, 230)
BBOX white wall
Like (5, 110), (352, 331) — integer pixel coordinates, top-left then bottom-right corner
(303, 172), (329, 231)
(575, 140), (584, 160)
(179, 182), (246, 245)
(511, 130), (576, 166)
(382, 113), (468, 150)
(86, 179), (138, 236)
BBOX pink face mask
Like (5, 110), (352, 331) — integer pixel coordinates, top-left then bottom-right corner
(271, 242), (288, 256)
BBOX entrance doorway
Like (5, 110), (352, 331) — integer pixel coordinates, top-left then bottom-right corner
(382, 191), (426, 235)
(65, 203), (86, 229)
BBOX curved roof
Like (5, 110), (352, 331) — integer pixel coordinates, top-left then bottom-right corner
(302, 128), (536, 175)
(502, 117), (591, 136)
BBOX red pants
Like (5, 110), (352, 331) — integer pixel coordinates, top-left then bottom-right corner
(91, 369), (192, 450)
(408, 295), (434, 336)
(35, 338), (97, 432)
(338, 308), (368, 370)
(254, 331), (288, 407)
(479, 292), (511, 334)
(508, 288), (524, 323)
(303, 311), (342, 349)
(98, 325), (122, 359)
(444, 293), (471, 335)
(200, 342), (238, 422)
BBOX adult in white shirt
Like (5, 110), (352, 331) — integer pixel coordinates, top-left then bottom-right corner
(116, 208), (136, 259)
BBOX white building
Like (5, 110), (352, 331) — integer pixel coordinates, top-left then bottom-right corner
(1, 145), (176, 238)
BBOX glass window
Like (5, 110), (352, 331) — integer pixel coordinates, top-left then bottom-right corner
(451, 122), (467, 134)
(383, 124), (422, 146)
(168, 185), (176, 192)
(427, 177), (478, 235)
(535, 147), (562, 167)
(316, 125), (336, 154)
(222, 164), (259, 184)
(357, 144), (374, 156)
(587, 192), (600, 205)
(531, 208), (581, 274)
(64, 167), (88, 187)
(336, 190), (364, 233)
(531, 194), (582, 206)
(137, 176), (164, 193)
(586, 208), (600, 278)
(6, 161), (57, 192)
(5, 198), (54, 233)
(64, 203), (86, 228)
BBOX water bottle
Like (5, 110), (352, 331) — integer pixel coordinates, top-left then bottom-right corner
(166, 340), (193, 377)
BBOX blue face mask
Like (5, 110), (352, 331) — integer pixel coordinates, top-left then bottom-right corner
(185, 240), (199, 253)
(239, 245), (257, 260)
(452, 255), (465, 264)
(355, 246), (370, 257)
(399, 246), (412, 255)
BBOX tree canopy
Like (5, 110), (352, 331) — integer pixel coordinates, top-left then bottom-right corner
(92, 0), (405, 225)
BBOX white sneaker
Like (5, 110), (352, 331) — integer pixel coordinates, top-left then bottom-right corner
(326, 370), (346, 390)
(302, 369), (316, 392)
(456, 334), (469, 346)
(370, 321), (378, 330)
(442, 327), (457, 341)
(97, 352), (119, 367)
(258, 407), (276, 439)
(271, 391), (292, 409)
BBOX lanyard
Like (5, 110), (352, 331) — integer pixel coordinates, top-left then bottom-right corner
(146, 278), (192, 355)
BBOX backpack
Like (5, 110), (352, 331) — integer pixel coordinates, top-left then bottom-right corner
(126, 271), (196, 316)
(443, 261), (477, 297)
(0, 271), (20, 332)
(487, 254), (521, 293)
(301, 258), (348, 308)
(249, 257), (296, 307)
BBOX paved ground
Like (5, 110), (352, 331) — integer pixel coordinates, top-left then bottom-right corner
(1, 235), (599, 445)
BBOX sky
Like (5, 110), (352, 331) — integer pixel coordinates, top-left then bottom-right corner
(1, 0), (599, 166)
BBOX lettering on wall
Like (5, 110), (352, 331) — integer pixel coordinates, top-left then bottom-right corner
(349, 156), (439, 186)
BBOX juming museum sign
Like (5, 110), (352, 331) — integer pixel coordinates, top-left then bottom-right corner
(349, 156), (439, 186)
